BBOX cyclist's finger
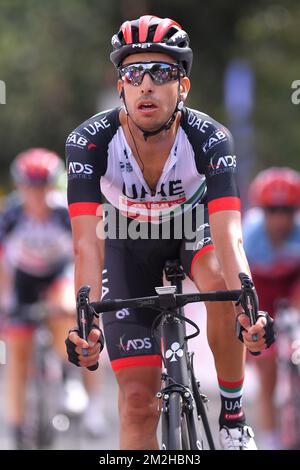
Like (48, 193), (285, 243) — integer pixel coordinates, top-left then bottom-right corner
(69, 331), (89, 349)
(244, 341), (266, 353)
(87, 328), (101, 347)
(243, 335), (266, 350)
(79, 351), (100, 366)
(237, 313), (250, 331)
(243, 342), (265, 353)
(242, 329), (265, 342)
(88, 342), (101, 355)
(248, 317), (267, 336)
(75, 342), (100, 356)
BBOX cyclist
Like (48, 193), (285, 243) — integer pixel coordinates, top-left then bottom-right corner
(0, 148), (78, 448)
(243, 167), (300, 449)
(65, 15), (275, 450)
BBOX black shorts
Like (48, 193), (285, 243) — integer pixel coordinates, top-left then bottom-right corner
(102, 205), (214, 372)
(9, 263), (72, 327)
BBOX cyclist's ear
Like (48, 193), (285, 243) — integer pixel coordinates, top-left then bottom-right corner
(119, 88), (124, 99)
(117, 78), (124, 100)
(179, 77), (190, 102)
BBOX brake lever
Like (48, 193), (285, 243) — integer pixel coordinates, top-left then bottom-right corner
(238, 273), (261, 357)
(76, 285), (98, 371)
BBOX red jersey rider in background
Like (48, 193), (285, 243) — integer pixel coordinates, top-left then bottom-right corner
(243, 167), (300, 449)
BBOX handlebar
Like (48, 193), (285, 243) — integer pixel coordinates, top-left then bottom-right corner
(89, 289), (242, 313)
(76, 272), (261, 360)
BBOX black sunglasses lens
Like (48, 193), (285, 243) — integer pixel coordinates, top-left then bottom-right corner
(151, 64), (175, 84)
(122, 65), (144, 85)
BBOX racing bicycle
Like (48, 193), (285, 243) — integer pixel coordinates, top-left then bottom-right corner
(77, 260), (259, 450)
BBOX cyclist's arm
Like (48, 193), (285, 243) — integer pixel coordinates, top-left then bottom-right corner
(71, 214), (104, 304)
(210, 211), (268, 350)
(66, 125), (107, 303)
(199, 126), (249, 288)
(200, 126), (268, 350)
(65, 125), (107, 367)
(210, 210), (250, 290)
(66, 214), (104, 368)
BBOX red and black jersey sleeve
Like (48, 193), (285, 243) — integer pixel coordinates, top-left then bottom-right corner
(201, 128), (240, 215)
(66, 109), (118, 219)
(182, 108), (240, 216)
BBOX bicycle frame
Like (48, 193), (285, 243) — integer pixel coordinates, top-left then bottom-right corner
(158, 260), (214, 450)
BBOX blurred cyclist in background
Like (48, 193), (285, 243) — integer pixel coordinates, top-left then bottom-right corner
(0, 149), (104, 448)
(243, 167), (300, 449)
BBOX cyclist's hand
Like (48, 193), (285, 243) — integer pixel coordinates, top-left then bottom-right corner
(65, 325), (104, 369)
(236, 311), (275, 353)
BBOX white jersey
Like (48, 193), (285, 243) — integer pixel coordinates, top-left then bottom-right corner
(66, 106), (240, 224)
(0, 191), (72, 276)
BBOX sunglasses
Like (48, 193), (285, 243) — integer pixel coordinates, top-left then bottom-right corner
(118, 62), (184, 86)
(264, 206), (296, 214)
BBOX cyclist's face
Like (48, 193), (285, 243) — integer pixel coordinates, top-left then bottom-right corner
(19, 184), (52, 219)
(264, 208), (296, 242)
(118, 52), (190, 131)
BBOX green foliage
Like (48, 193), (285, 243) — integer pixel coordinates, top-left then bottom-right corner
(236, 0), (300, 172)
(0, 0), (299, 187)
(0, 0), (114, 181)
